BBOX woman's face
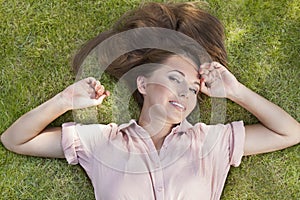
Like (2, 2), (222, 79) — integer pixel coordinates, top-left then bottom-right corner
(140, 55), (200, 124)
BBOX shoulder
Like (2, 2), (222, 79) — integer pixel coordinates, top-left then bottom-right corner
(62, 122), (120, 144)
(187, 121), (245, 152)
(188, 121), (245, 166)
(75, 122), (119, 134)
(62, 120), (138, 138)
(191, 121), (244, 135)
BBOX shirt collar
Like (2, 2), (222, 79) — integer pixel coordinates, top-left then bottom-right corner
(118, 118), (193, 135)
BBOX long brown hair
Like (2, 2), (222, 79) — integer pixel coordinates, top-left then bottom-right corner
(72, 2), (227, 107)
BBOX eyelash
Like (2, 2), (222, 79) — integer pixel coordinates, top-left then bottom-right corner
(189, 88), (198, 94)
(169, 76), (180, 83)
(169, 76), (198, 94)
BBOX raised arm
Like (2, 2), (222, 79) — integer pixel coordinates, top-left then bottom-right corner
(199, 62), (300, 156)
(229, 84), (300, 155)
(0, 77), (109, 158)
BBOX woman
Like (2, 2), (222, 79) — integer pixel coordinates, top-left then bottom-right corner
(1, 2), (299, 200)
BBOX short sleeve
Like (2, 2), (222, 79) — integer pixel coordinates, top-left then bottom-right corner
(61, 122), (81, 165)
(61, 122), (114, 176)
(228, 121), (245, 167)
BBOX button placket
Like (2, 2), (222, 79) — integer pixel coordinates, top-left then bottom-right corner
(142, 132), (165, 199)
(153, 167), (164, 200)
(148, 150), (165, 200)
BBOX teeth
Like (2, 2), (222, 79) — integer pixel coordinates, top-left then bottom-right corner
(170, 101), (185, 110)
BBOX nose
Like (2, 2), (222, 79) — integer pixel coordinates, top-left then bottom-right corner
(178, 81), (188, 98)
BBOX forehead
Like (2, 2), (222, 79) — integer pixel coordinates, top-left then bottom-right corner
(159, 55), (199, 76)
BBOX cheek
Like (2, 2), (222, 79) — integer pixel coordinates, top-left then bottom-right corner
(146, 84), (173, 101)
(187, 96), (197, 111)
(151, 76), (176, 93)
(157, 86), (175, 100)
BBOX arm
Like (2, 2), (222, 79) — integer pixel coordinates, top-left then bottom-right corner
(1, 95), (67, 158)
(229, 84), (300, 155)
(199, 62), (300, 156)
(0, 77), (109, 158)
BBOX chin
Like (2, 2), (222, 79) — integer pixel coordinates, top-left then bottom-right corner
(167, 114), (186, 124)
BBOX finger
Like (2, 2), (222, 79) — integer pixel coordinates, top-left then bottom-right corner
(210, 62), (228, 76)
(199, 62), (215, 72)
(93, 93), (109, 106)
(86, 77), (96, 84)
(200, 78), (210, 96)
(199, 63), (217, 79)
(211, 61), (224, 69)
(90, 80), (97, 88)
(91, 80), (100, 90)
(96, 85), (105, 96)
(91, 81), (103, 99)
(198, 63), (210, 75)
(94, 81), (102, 91)
(104, 90), (110, 96)
(199, 68), (210, 76)
(199, 62), (210, 70)
(95, 87), (109, 100)
(200, 73), (215, 88)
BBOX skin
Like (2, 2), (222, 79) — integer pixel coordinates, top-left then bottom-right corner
(137, 56), (201, 149)
(1, 55), (300, 158)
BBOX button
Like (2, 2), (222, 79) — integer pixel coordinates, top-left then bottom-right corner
(155, 162), (160, 168)
(156, 186), (163, 192)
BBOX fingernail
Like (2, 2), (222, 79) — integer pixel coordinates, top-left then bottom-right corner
(105, 91), (110, 96)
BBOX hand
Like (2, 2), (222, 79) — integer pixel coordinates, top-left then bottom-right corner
(199, 62), (241, 99)
(60, 77), (110, 110)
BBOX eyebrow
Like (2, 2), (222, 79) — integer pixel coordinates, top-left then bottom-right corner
(169, 70), (201, 87)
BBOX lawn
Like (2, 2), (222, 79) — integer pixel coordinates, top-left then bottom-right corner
(0, 0), (299, 199)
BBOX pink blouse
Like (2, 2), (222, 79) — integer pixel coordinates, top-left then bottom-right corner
(62, 119), (245, 200)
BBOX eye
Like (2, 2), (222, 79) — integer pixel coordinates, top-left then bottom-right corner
(189, 88), (198, 94)
(169, 76), (180, 83)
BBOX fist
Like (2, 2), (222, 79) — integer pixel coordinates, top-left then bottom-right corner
(199, 62), (240, 98)
(60, 77), (110, 110)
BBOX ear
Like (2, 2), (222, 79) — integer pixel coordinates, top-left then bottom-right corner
(137, 76), (147, 95)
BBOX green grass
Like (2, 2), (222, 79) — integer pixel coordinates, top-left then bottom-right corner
(0, 0), (299, 199)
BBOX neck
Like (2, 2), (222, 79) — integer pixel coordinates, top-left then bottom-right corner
(138, 108), (174, 150)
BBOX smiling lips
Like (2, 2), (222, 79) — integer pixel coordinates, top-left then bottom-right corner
(169, 101), (186, 111)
